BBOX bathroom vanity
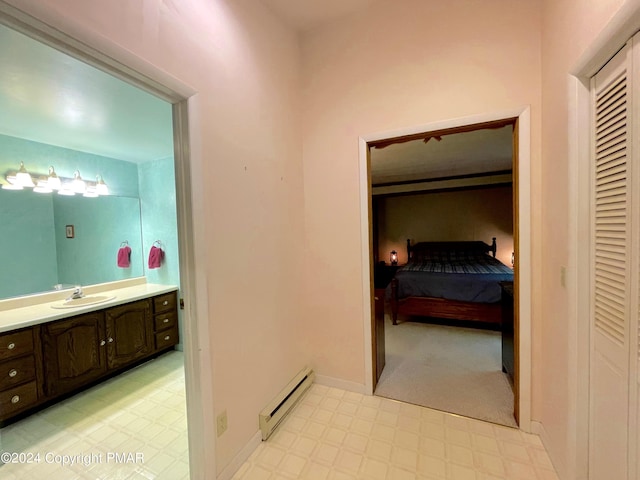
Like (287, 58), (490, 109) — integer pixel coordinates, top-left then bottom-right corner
(0, 282), (179, 426)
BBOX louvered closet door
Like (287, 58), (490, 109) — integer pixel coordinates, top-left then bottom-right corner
(590, 39), (634, 480)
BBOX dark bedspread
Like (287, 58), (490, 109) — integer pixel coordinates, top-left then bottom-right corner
(388, 251), (513, 303)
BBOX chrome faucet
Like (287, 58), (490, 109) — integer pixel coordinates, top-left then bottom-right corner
(66, 286), (85, 301)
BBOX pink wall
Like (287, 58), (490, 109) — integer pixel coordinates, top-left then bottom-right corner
(377, 186), (514, 267)
(2, 0), (308, 474)
(301, 0), (541, 391)
(539, 0), (626, 478)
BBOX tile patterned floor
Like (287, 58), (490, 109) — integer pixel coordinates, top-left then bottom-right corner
(0, 351), (189, 480)
(0, 352), (559, 480)
(234, 384), (559, 480)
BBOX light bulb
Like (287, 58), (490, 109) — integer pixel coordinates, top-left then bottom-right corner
(95, 175), (109, 195)
(47, 166), (61, 190)
(71, 170), (86, 194)
(33, 178), (52, 193)
(15, 161), (34, 187)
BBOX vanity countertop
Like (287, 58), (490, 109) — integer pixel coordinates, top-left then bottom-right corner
(0, 283), (178, 333)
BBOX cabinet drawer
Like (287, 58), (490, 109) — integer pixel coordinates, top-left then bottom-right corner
(0, 355), (36, 391)
(155, 327), (178, 351)
(153, 292), (177, 314)
(154, 311), (177, 331)
(0, 329), (34, 362)
(0, 381), (38, 419)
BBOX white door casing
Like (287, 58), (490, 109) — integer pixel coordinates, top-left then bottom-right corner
(589, 36), (637, 480)
(359, 107), (533, 431)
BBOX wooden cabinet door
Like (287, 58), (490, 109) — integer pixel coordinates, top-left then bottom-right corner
(105, 300), (153, 370)
(43, 312), (107, 397)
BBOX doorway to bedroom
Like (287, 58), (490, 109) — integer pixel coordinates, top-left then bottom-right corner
(366, 117), (520, 428)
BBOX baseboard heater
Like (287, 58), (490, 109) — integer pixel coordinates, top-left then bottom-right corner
(259, 366), (315, 440)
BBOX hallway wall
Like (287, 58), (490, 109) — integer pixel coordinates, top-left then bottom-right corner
(300, 0), (541, 399)
(2, 0), (307, 475)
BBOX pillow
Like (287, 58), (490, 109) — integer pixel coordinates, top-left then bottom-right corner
(409, 241), (491, 261)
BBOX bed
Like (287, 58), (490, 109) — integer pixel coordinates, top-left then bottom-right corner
(388, 238), (513, 325)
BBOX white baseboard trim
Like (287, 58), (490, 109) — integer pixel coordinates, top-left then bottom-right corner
(216, 374), (367, 480)
(314, 374), (369, 395)
(217, 430), (262, 480)
(530, 421), (566, 480)
(530, 420), (544, 436)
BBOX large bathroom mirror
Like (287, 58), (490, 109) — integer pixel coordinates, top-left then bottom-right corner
(0, 189), (143, 299)
(0, 22), (177, 301)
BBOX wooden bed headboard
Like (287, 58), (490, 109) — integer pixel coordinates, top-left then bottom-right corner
(406, 237), (497, 261)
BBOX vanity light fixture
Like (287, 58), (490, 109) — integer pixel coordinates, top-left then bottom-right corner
(47, 166), (61, 191)
(2, 161), (33, 190)
(1, 176), (23, 190)
(3, 163), (110, 197)
(57, 185), (75, 196)
(95, 174), (109, 195)
(83, 185), (98, 198)
(32, 166), (60, 194)
(15, 161), (34, 188)
(33, 178), (53, 194)
(71, 170), (86, 194)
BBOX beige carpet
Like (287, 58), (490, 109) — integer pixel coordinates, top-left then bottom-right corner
(374, 315), (517, 428)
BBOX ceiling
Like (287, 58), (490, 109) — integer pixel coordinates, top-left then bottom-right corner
(0, 24), (173, 164)
(0, 6), (513, 180)
(370, 126), (514, 186)
(261, 0), (378, 32)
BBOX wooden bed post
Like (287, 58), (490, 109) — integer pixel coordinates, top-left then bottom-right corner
(406, 239), (411, 263)
(491, 237), (497, 257)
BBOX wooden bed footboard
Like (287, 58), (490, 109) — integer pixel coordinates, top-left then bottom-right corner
(389, 278), (502, 326)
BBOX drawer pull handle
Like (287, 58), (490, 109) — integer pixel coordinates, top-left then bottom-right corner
(163, 318), (169, 323)
(11, 395), (20, 404)
(7, 342), (15, 350)
(108, 337), (114, 343)
(8, 369), (17, 378)
(100, 340), (106, 346)
(164, 335), (171, 341)
(163, 300), (169, 306)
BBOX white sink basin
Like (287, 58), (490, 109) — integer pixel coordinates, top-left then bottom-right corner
(51, 295), (116, 309)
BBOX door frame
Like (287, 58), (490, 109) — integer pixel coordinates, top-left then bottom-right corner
(0, 3), (215, 477)
(358, 107), (532, 432)
(569, 3), (640, 478)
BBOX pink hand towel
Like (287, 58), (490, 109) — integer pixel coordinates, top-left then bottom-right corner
(117, 246), (131, 268)
(148, 245), (164, 269)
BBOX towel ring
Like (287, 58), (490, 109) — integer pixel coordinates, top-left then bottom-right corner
(120, 241), (129, 247)
(153, 240), (163, 248)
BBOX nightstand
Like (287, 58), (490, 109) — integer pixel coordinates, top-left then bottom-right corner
(373, 263), (402, 322)
(374, 263), (402, 289)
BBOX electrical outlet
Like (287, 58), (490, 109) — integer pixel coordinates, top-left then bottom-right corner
(217, 410), (228, 437)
